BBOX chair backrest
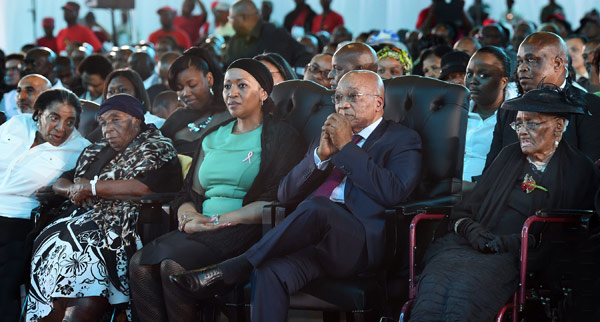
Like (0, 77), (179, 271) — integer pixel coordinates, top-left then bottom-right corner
(383, 76), (469, 202)
(270, 77), (469, 202)
(79, 99), (100, 138)
(271, 80), (335, 145)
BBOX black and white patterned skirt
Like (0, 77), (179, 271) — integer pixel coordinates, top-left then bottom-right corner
(26, 208), (135, 321)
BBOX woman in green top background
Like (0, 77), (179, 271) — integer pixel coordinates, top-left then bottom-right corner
(129, 58), (306, 321)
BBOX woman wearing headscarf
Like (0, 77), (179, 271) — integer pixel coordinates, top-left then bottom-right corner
(27, 94), (182, 321)
(409, 87), (600, 321)
(376, 46), (413, 79)
(129, 58), (306, 321)
(160, 47), (231, 156)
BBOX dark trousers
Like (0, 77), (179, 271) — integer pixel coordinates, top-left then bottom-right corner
(245, 197), (368, 321)
(0, 216), (33, 322)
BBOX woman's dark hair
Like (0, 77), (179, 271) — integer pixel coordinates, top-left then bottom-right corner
(253, 52), (297, 81)
(102, 69), (151, 112)
(32, 88), (82, 127)
(475, 46), (511, 78)
(413, 45), (452, 75)
(167, 46), (225, 107)
(77, 54), (114, 80)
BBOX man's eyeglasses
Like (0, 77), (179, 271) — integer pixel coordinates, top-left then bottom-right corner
(331, 92), (379, 104)
(305, 63), (331, 78)
(510, 120), (550, 132)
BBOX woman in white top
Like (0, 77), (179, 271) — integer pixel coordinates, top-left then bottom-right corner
(0, 89), (90, 320)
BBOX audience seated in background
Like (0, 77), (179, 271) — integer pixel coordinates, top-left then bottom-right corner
(129, 58), (305, 321)
(485, 32), (600, 170)
(417, 45), (452, 79)
(409, 87), (599, 322)
(55, 56), (83, 96)
(453, 36), (481, 57)
(160, 47), (231, 156)
(129, 52), (161, 89)
(463, 46), (510, 191)
(24, 47), (64, 89)
(328, 42), (379, 90)
(110, 46), (134, 70)
(36, 17), (58, 54)
(151, 90), (181, 120)
(0, 89), (90, 321)
(157, 51), (182, 85)
(26, 94), (182, 321)
(303, 52), (333, 88)
(376, 46), (412, 79)
(170, 70), (422, 321)
(254, 52), (297, 84)
(582, 38), (600, 92)
(439, 50), (470, 85)
(77, 54), (114, 104)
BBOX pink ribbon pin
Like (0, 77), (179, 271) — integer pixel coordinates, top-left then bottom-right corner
(242, 151), (254, 164)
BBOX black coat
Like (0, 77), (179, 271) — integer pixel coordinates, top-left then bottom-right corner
(484, 82), (600, 171)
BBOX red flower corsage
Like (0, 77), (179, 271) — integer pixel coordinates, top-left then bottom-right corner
(521, 174), (548, 194)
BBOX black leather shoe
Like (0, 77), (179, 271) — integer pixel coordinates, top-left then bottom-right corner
(169, 265), (230, 299)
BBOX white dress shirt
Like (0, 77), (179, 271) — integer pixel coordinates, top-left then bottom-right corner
(0, 89), (18, 119)
(144, 111), (165, 128)
(313, 117), (383, 203)
(463, 101), (497, 182)
(0, 114), (90, 219)
(143, 72), (161, 90)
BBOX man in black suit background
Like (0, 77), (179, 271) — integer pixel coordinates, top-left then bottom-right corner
(171, 70), (422, 321)
(485, 31), (600, 169)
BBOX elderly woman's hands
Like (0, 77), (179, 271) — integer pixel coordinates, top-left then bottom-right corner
(68, 178), (94, 208)
(454, 218), (497, 253)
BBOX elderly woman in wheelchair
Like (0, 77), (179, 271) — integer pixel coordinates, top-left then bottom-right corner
(409, 87), (599, 322)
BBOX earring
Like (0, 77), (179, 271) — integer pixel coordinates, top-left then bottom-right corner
(260, 99), (264, 107)
(209, 87), (214, 95)
(555, 140), (559, 148)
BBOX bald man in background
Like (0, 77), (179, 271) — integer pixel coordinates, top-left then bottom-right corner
(171, 70), (422, 321)
(485, 32), (600, 168)
(16, 75), (52, 114)
(328, 42), (378, 89)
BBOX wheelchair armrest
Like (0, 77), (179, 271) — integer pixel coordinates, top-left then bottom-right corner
(394, 195), (460, 216)
(534, 209), (595, 219)
(517, 209), (594, 311)
(140, 192), (179, 204)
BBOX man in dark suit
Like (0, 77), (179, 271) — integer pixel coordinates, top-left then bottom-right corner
(171, 70), (422, 320)
(485, 31), (600, 170)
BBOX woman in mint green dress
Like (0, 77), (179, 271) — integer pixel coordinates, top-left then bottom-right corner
(129, 58), (306, 321)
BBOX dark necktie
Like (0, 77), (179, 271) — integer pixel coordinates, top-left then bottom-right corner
(313, 134), (362, 198)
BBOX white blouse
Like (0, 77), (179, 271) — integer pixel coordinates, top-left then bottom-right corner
(0, 114), (90, 219)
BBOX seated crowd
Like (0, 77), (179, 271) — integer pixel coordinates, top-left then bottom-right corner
(0, 0), (599, 321)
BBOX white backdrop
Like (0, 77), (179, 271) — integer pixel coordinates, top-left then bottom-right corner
(0, 0), (598, 54)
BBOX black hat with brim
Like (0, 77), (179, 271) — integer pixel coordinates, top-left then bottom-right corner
(501, 87), (586, 116)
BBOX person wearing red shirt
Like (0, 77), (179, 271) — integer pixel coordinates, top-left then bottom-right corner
(149, 6), (192, 51)
(174, 0), (208, 46)
(311, 0), (344, 34)
(37, 18), (59, 54)
(56, 2), (102, 53)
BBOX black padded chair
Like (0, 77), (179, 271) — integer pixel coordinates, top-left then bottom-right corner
(78, 99), (100, 138)
(225, 77), (470, 321)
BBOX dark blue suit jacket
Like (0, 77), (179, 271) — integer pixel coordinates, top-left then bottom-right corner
(277, 119), (422, 269)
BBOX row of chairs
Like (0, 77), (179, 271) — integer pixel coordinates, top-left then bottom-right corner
(138, 77), (593, 321)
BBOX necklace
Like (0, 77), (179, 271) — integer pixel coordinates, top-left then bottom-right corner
(187, 115), (213, 132)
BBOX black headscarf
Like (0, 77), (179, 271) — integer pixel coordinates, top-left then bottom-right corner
(227, 58), (274, 95)
(226, 58), (278, 117)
